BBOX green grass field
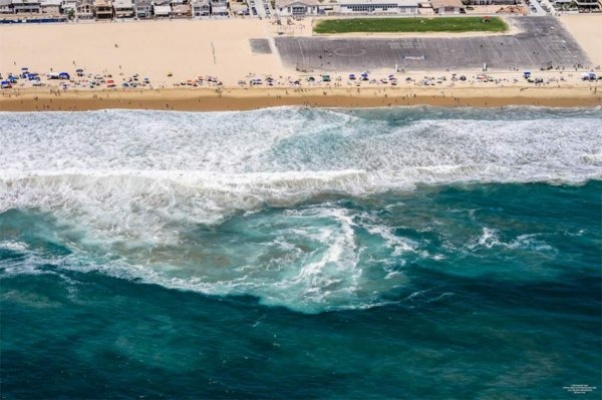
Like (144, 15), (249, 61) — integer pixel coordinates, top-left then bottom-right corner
(313, 17), (508, 34)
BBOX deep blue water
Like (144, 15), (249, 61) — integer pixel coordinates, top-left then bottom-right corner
(1, 107), (601, 399)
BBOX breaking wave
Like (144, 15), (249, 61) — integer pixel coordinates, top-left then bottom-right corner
(1, 107), (601, 312)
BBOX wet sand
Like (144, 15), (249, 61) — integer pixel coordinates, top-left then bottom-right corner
(2, 86), (600, 112)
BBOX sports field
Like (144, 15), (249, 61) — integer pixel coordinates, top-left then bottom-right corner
(314, 17), (508, 34)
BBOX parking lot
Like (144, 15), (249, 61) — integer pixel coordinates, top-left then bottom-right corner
(274, 17), (590, 72)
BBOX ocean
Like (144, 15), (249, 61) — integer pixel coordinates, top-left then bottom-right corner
(1, 106), (601, 399)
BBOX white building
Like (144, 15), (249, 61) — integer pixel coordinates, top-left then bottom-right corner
(40, 0), (62, 13)
(113, 0), (134, 16)
(430, 0), (464, 14)
(152, 0), (171, 15)
(12, 0), (42, 13)
(62, 0), (77, 12)
(471, 0), (514, 4)
(336, 0), (419, 14)
(76, 0), (94, 18)
(275, 0), (319, 15)
(0, 0), (13, 12)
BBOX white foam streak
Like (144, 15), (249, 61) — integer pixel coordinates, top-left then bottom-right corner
(469, 228), (557, 255)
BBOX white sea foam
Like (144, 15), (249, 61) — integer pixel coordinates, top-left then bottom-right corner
(0, 108), (600, 312)
(1, 108), (600, 243)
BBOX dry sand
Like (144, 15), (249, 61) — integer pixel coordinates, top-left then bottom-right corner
(559, 15), (602, 66)
(0, 19), (287, 87)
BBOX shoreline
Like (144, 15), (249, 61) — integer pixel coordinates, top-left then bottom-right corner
(2, 86), (601, 112)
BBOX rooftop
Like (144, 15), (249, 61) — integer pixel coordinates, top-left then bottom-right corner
(113, 0), (133, 6)
(339, 0), (419, 5)
(12, 0), (42, 5)
(276, 0), (319, 6)
(430, 0), (464, 8)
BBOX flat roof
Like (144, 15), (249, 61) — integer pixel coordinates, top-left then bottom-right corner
(276, 0), (319, 7)
(340, 0), (419, 5)
(430, 0), (464, 8)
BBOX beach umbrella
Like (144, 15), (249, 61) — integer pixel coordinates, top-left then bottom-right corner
(107, 79), (114, 84)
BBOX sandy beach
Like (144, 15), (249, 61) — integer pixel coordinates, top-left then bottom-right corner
(559, 15), (602, 66)
(1, 16), (601, 111)
(2, 85), (601, 111)
(0, 19), (286, 87)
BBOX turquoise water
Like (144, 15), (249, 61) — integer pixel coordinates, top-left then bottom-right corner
(1, 107), (601, 399)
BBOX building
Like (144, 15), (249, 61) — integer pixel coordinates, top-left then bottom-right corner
(575, 0), (599, 8)
(210, 0), (227, 14)
(134, 0), (152, 17)
(152, 0), (171, 16)
(12, 0), (41, 13)
(275, 0), (319, 15)
(336, 0), (419, 14)
(430, 0), (464, 13)
(113, 0), (134, 16)
(0, 0), (14, 13)
(191, 0), (210, 15)
(170, 0), (191, 16)
(471, 0), (514, 4)
(62, 0), (77, 13)
(76, 0), (94, 17)
(93, 0), (113, 17)
(40, 0), (61, 13)
(209, 0), (227, 14)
